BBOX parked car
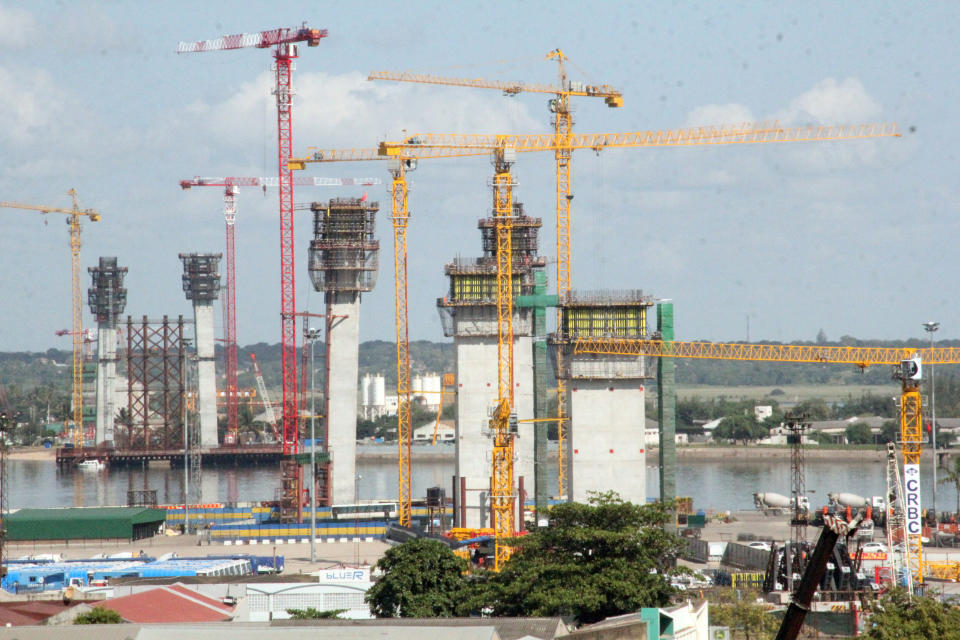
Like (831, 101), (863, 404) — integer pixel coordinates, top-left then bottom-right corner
(747, 541), (771, 552)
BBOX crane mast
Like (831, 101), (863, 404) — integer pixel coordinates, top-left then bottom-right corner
(178, 24), (328, 522)
(0, 190), (100, 448)
(491, 148), (518, 570)
(389, 159), (413, 526)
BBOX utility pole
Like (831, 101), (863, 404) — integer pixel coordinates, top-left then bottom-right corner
(306, 327), (321, 563)
(924, 321), (940, 518)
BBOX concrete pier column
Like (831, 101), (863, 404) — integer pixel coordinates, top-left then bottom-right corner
(550, 290), (653, 506)
(438, 209), (543, 529)
(308, 198), (379, 505)
(88, 257), (127, 447)
(179, 253), (222, 447)
(326, 293), (361, 504)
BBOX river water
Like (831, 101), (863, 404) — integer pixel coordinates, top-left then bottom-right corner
(10, 451), (958, 515)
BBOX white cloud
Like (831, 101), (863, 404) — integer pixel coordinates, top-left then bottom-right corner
(776, 77), (883, 125)
(0, 65), (67, 146)
(149, 69), (547, 182)
(0, 5), (37, 49)
(684, 103), (756, 128)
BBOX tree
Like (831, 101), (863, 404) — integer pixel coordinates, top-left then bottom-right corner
(864, 588), (960, 639)
(286, 607), (346, 619)
(708, 589), (778, 640)
(365, 538), (471, 617)
(845, 422), (874, 445)
(879, 420), (899, 444)
(74, 606), (124, 624)
(714, 414), (768, 444)
(477, 492), (684, 625)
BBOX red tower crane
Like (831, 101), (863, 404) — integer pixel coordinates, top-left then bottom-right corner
(179, 176), (380, 447)
(178, 24), (328, 521)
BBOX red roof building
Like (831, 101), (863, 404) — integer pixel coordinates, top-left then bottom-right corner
(0, 600), (94, 626)
(98, 583), (235, 623)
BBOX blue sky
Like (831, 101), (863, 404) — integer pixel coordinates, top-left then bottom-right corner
(0, 1), (955, 352)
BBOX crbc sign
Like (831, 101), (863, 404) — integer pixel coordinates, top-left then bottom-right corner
(904, 463), (922, 535)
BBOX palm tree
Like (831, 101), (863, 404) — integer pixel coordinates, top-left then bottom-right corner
(938, 456), (960, 516)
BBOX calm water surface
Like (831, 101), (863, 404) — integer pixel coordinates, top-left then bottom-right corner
(8, 453), (957, 514)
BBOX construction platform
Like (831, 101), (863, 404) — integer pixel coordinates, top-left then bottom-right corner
(55, 445), (290, 468)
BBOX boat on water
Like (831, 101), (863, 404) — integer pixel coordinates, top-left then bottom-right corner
(76, 459), (105, 471)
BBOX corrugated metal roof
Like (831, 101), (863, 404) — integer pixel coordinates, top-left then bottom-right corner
(5, 507), (166, 541)
(99, 583), (235, 623)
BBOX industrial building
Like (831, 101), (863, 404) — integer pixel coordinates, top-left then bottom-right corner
(438, 206), (545, 528)
(309, 197), (380, 505)
(3, 507), (166, 542)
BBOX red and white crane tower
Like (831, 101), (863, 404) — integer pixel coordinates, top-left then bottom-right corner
(179, 176), (380, 447)
(178, 24), (328, 520)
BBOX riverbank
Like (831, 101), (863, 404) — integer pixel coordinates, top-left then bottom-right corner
(7, 447), (55, 461)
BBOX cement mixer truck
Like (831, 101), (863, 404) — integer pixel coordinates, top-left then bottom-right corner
(754, 492), (796, 515)
(825, 492), (885, 533)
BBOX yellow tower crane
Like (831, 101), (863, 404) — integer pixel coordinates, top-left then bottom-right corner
(371, 53), (623, 497)
(372, 56), (901, 499)
(572, 337), (960, 584)
(380, 121), (899, 566)
(1, 190), (100, 448)
(294, 119), (899, 570)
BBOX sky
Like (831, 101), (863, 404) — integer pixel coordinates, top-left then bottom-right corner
(0, 1), (956, 353)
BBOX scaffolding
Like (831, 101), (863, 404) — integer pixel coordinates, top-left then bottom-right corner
(549, 290), (653, 380)
(122, 316), (187, 450)
(179, 253), (222, 301)
(88, 257), (128, 326)
(437, 211), (547, 337)
(478, 206), (542, 263)
(308, 197), (380, 293)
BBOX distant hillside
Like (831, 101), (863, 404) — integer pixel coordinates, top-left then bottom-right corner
(4, 336), (957, 395)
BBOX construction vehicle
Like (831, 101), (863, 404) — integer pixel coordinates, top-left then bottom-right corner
(249, 353), (280, 443)
(178, 24), (329, 522)
(1, 190), (100, 447)
(775, 512), (864, 640)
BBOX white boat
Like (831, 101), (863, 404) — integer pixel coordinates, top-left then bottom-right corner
(77, 459), (105, 471)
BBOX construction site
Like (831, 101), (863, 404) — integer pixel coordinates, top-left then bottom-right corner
(2, 13), (959, 638)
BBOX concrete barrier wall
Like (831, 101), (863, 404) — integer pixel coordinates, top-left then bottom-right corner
(682, 538), (710, 563)
(721, 542), (770, 570)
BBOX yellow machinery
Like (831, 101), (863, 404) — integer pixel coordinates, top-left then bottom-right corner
(370, 52), (623, 496)
(572, 337), (960, 583)
(1, 190), (100, 447)
(293, 119), (900, 569)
